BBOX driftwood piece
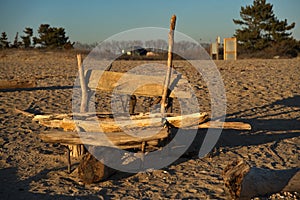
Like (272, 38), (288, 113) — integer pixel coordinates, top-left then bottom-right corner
(161, 14), (176, 115)
(67, 54), (88, 158)
(14, 108), (35, 117)
(34, 113), (251, 132)
(33, 112), (176, 121)
(34, 112), (208, 132)
(223, 160), (300, 199)
(85, 69), (191, 98)
(0, 80), (36, 90)
(98, 112), (208, 132)
(198, 121), (251, 130)
(77, 54), (89, 113)
(39, 127), (169, 149)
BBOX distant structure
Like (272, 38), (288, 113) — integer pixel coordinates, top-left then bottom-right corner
(210, 36), (220, 60)
(121, 46), (147, 56)
(209, 37), (237, 60)
(223, 37), (237, 60)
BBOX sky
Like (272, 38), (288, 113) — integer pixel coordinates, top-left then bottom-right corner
(1, 0), (300, 44)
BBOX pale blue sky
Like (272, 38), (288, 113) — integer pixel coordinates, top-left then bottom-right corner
(1, 0), (299, 44)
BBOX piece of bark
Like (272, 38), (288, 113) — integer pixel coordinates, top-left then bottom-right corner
(223, 160), (300, 199)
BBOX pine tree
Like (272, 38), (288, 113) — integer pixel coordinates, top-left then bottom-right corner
(0, 32), (10, 48)
(21, 27), (33, 48)
(33, 24), (72, 48)
(233, 0), (296, 51)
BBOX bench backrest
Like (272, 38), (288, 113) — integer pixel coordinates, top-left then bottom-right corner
(84, 69), (192, 98)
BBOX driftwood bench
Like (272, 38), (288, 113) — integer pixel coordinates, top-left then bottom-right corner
(36, 15), (252, 182)
(35, 54), (251, 181)
(37, 53), (211, 176)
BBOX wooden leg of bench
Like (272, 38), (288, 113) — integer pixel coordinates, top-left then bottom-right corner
(140, 141), (147, 170)
(129, 95), (137, 114)
(66, 147), (71, 173)
(166, 97), (173, 113)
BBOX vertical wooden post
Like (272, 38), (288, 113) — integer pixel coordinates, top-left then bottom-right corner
(161, 15), (176, 119)
(77, 54), (88, 113)
(67, 54), (87, 159)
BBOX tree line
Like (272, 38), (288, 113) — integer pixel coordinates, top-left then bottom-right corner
(0, 24), (74, 49)
(1, 0), (299, 58)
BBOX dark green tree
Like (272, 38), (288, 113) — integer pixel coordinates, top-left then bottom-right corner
(0, 32), (10, 48)
(33, 24), (73, 48)
(21, 27), (33, 48)
(233, 0), (296, 51)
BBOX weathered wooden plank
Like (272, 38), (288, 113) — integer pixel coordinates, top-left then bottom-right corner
(85, 70), (192, 98)
(34, 113), (251, 132)
(33, 112), (208, 132)
(0, 80), (36, 90)
(98, 112), (208, 132)
(33, 112), (175, 121)
(39, 128), (169, 148)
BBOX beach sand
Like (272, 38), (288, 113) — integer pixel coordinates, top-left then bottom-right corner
(0, 50), (299, 199)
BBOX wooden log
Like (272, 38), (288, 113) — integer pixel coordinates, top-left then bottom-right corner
(0, 80), (36, 90)
(34, 112), (208, 132)
(78, 152), (116, 184)
(39, 128), (169, 148)
(223, 160), (300, 199)
(161, 14), (176, 115)
(98, 112), (208, 132)
(198, 121), (251, 130)
(34, 113), (251, 132)
(85, 69), (191, 98)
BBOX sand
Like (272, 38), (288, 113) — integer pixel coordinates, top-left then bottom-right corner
(0, 49), (299, 199)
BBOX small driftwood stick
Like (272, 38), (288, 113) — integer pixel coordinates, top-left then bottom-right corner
(0, 80), (36, 90)
(14, 108), (35, 117)
(223, 160), (300, 199)
(161, 15), (176, 118)
(198, 121), (251, 130)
